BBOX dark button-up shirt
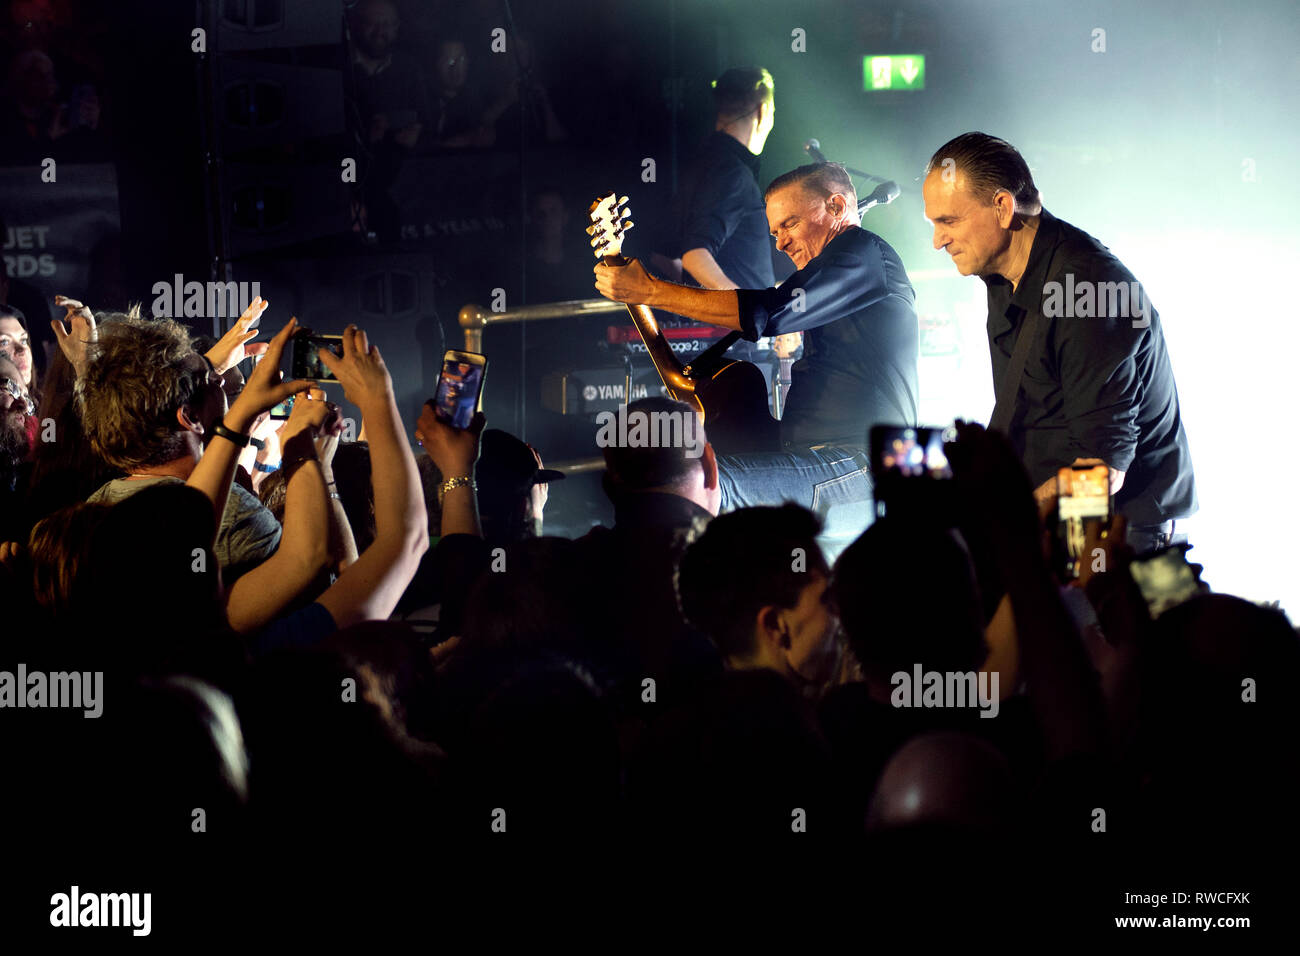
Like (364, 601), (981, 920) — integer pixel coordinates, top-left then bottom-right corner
(983, 209), (1196, 524)
(735, 226), (919, 448)
(672, 132), (775, 290)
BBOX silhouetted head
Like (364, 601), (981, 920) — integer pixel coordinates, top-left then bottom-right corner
(832, 518), (987, 688)
(867, 732), (1014, 832)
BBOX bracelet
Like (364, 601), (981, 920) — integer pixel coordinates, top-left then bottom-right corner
(438, 475), (475, 502)
(280, 451), (318, 482)
(211, 420), (250, 448)
(253, 460), (278, 474)
(328, 491), (343, 501)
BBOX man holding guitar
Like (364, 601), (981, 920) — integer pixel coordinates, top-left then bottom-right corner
(594, 161), (919, 545)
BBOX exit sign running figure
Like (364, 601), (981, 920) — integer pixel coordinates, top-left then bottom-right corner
(863, 54), (926, 91)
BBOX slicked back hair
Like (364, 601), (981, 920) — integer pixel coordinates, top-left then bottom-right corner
(765, 161), (857, 207)
(925, 131), (1042, 213)
(76, 314), (208, 470)
(712, 67), (774, 124)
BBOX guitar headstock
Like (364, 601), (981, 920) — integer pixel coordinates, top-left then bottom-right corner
(587, 193), (634, 261)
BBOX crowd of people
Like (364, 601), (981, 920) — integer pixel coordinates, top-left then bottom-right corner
(0, 7), (1291, 931)
(0, 288), (1294, 931)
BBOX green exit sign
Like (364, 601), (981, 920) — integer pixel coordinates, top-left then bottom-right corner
(863, 54), (926, 91)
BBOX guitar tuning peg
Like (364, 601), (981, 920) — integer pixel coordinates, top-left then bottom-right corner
(618, 195), (629, 206)
(623, 220), (635, 231)
(585, 224), (598, 236)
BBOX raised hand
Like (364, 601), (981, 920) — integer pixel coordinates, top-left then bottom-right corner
(1074, 513), (1131, 590)
(225, 318), (312, 432)
(416, 403), (484, 477)
(281, 386), (331, 441)
(50, 294), (97, 377)
(206, 296), (270, 374)
(314, 325), (393, 412)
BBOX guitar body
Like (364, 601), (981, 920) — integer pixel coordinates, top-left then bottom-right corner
(616, 302), (778, 455)
(693, 357), (780, 456)
(590, 193), (781, 457)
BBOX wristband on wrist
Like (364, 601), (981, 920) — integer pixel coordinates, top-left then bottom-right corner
(280, 447), (318, 481)
(248, 436), (266, 451)
(211, 420), (250, 448)
(253, 460), (279, 474)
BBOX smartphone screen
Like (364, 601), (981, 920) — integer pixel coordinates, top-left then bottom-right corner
(1129, 545), (1208, 618)
(291, 333), (343, 383)
(433, 351), (487, 429)
(269, 395), (294, 420)
(1056, 464), (1110, 579)
(870, 425), (953, 480)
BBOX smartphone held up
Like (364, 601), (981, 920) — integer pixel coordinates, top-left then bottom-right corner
(869, 424), (956, 522)
(1055, 463), (1111, 580)
(291, 330), (344, 383)
(433, 349), (488, 430)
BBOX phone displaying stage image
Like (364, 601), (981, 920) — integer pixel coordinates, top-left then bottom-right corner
(269, 395), (295, 420)
(1056, 463), (1110, 579)
(870, 425), (953, 480)
(291, 333), (344, 383)
(434, 350), (488, 429)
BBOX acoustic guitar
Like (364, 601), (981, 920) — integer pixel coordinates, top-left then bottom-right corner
(587, 192), (779, 455)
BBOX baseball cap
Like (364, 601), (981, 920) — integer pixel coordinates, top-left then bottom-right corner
(476, 429), (564, 501)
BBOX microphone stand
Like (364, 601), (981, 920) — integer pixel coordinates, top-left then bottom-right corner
(805, 140), (898, 189)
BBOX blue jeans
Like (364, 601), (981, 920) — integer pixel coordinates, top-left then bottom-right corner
(716, 444), (875, 560)
(1126, 519), (1187, 556)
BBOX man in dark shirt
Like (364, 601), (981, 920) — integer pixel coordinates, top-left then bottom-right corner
(670, 67), (776, 291)
(922, 132), (1196, 551)
(574, 397), (724, 709)
(348, 0), (428, 148)
(595, 162), (920, 550)
(346, 0), (428, 240)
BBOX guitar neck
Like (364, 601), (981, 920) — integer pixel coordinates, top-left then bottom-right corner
(605, 255), (697, 401)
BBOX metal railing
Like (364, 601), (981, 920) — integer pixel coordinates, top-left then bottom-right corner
(457, 294), (794, 475)
(458, 296), (628, 476)
(457, 296), (627, 352)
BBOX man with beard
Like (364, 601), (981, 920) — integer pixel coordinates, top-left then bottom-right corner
(346, 0), (429, 239)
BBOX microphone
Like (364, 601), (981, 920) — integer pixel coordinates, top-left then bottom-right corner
(857, 181), (900, 214)
(804, 138), (829, 163)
